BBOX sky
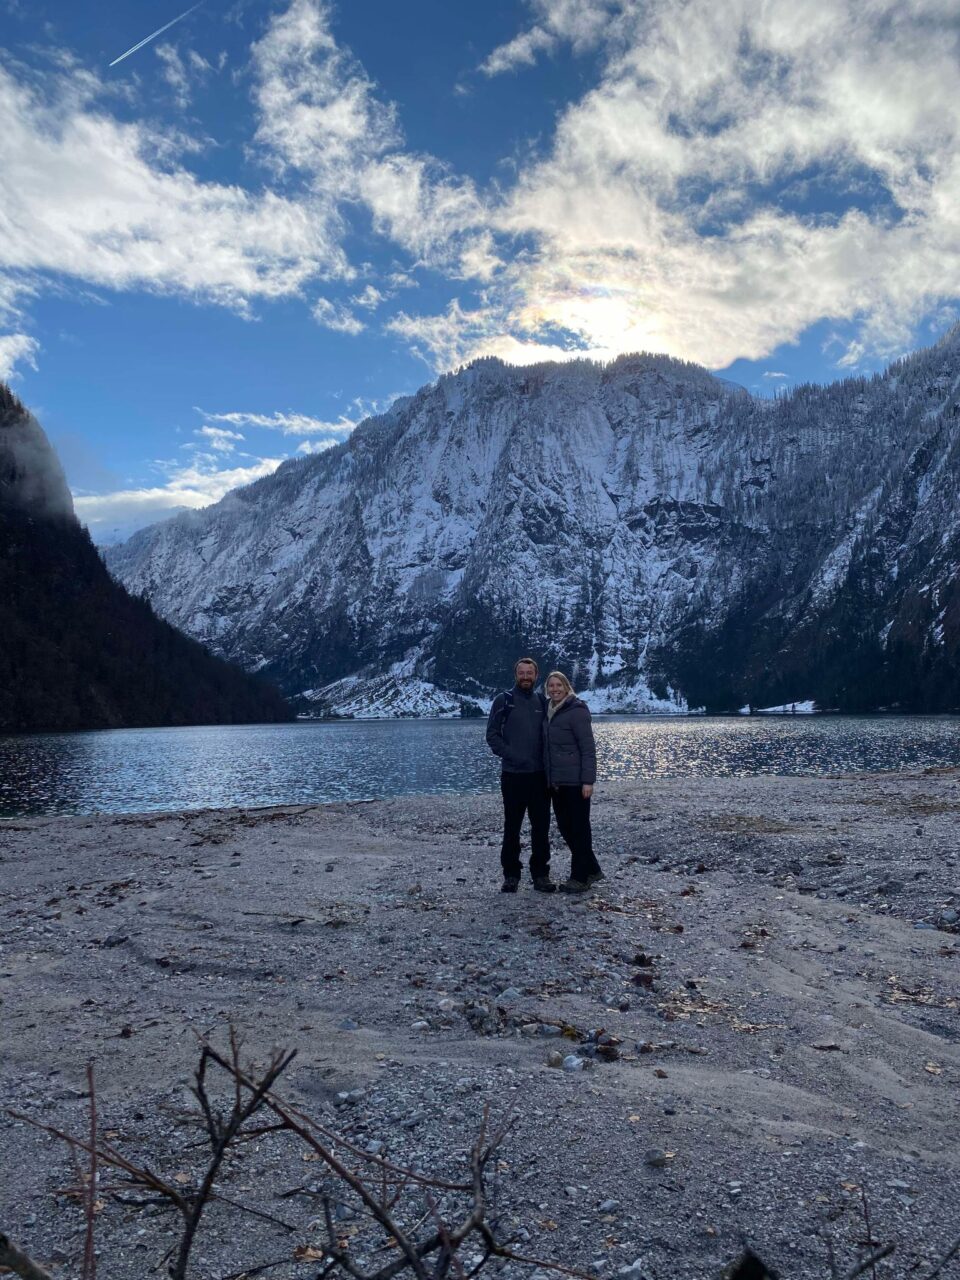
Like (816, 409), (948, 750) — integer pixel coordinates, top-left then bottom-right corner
(2, 0), (959, 541)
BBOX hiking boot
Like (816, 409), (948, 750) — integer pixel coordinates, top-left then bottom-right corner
(532, 876), (557, 893)
(558, 878), (590, 894)
(586, 870), (606, 886)
(500, 877), (520, 893)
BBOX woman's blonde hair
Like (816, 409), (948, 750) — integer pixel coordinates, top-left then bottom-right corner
(545, 670), (575, 698)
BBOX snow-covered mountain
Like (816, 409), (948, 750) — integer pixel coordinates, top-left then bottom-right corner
(107, 331), (960, 715)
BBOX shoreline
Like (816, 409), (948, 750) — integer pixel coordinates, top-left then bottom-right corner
(2, 771), (959, 1278)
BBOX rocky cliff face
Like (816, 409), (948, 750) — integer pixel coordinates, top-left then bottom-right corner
(106, 331), (960, 715)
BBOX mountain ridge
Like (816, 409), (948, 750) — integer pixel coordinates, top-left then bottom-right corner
(106, 332), (960, 715)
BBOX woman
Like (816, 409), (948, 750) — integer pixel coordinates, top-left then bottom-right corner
(543, 671), (603, 893)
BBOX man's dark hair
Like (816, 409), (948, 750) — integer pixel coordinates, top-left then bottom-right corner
(514, 656), (539, 675)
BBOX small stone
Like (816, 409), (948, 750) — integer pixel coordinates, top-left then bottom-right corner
(913, 922), (936, 930)
(540, 1024), (563, 1037)
(365, 1140), (385, 1156)
(547, 1050), (564, 1068)
(619, 1258), (652, 1279)
(562, 1054), (585, 1072)
(644, 1148), (668, 1168)
(102, 934), (128, 948)
(338, 1018), (359, 1031)
(520, 1023), (540, 1036)
(497, 987), (522, 1001)
(598, 1199), (620, 1213)
(411, 1020), (430, 1031)
(939, 909), (958, 925)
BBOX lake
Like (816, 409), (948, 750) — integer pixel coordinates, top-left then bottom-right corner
(1, 715), (958, 818)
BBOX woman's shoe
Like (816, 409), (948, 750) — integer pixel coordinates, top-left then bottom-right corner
(586, 871), (606, 886)
(533, 876), (558, 893)
(558, 878), (590, 893)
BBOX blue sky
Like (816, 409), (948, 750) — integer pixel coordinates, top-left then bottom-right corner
(2, 0), (959, 540)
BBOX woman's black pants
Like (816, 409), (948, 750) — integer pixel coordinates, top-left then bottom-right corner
(551, 786), (601, 882)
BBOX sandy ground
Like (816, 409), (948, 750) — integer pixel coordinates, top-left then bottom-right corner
(2, 770), (959, 1279)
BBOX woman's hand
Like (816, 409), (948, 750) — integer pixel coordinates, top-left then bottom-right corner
(582, 784), (593, 799)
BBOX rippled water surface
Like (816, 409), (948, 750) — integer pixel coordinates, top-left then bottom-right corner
(1, 716), (958, 817)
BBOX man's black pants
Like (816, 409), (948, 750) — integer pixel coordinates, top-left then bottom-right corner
(500, 771), (551, 880)
(551, 785), (601, 883)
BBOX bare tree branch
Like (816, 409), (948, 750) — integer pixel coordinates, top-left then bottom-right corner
(925, 1232), (960, 1280)
(82, 1061), (98, 1280)
(0, 1231), (54, 1280)
(840, 1244), (896, 1280)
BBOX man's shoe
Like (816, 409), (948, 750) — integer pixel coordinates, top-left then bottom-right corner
(558, 878), (590, 894)
(586, 871), (606, 886)
(533, 876), (557, 893)
(501, 877), (520, 893)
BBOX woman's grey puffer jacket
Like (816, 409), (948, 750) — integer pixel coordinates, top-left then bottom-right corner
(543, 696), (597, 787)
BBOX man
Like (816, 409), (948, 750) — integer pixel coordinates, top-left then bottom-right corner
(485, 657), (555, 893)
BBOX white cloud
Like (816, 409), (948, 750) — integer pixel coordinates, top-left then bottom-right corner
(251, 1), (488, 274)
(479, 25), (557, 77)
(155, 43), (211, 108)
(351, 284), (384, 310)
(0, 332), (39, 379)
(251, 0), (398, 180)
(195, 424), (244, 451)
(312, 297), (365, 334)
(387, 300), (581, 369)
(762, 371), (789, 379)
(435, 0), (960, 371)
(295, 438), (339, 454)
(155, 43), (190, 106)
(0, 53), (348, 339)
(197, 407), (358, 440)
(7, 0), (960, 389)
(73, 455), (284, 532)
(480, 0), (619, 75)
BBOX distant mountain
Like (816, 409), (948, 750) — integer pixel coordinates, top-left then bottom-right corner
(0, 385), (292, 732)
(107, 332), (960, 716)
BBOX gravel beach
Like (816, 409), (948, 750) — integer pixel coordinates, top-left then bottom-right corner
(2, 770), (959, 1279)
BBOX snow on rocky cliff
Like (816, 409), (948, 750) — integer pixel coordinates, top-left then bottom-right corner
(107, 331), (960, 715)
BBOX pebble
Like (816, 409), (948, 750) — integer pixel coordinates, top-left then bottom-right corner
(619, 1258), (652, 1279)
(598, 1199), (620, 1213)
(411, 1020), (430, 1031)
(547, 1050), (564, 1068)
(338, 1018), (359, 1031)
(562, 1054), (585, 1072)
(497, 987), (522, 1001)
(643, 1148), (669, 1168)
(939, 909), (958, 925)
(540, 1024), (563, 1037)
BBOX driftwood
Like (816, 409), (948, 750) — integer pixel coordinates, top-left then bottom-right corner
(0, 1231), (54, 1280)
(10, 1030), (588, 1280)
(8, 1032), (960, 1280)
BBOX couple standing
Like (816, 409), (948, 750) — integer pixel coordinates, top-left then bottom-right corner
(485, 657), (604, 895)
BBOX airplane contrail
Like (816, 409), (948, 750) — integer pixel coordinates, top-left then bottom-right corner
(108, 2), (203, 68)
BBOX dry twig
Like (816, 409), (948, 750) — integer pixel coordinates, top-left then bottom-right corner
(0, 1231), (54, 1280)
